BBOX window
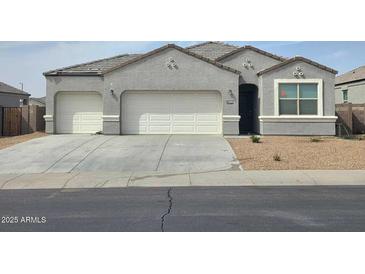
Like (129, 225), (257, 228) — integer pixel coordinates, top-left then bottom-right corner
(342, 90), (348, 103)
(278, 82), (318, 115)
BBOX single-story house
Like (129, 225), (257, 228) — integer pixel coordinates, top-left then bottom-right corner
(43, 42), (338, 135)
(335, 65), (365, 104)
(29, 96), (46, 107)
(0, 81), (30, 107)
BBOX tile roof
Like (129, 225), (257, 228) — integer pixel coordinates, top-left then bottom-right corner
(257, 56), (338, 75)
(0, 81), (30, 96)
(44, 54), (141, 76)
(103, 44), (241, 75)
(216, 45), (287, 62)
(185, 41), (239, 60)
(335, 65), (365, 85)
(30, 96), (46, 104)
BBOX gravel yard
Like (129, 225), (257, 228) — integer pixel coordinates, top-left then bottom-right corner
(227, 136), (365, 170)
(0, 132), (47, 150)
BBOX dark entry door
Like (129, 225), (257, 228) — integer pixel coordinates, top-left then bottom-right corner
(239, 88), (255, 134)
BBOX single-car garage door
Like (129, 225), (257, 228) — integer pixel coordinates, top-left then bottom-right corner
(121, 91), (222, 134)
(56, 91), (103, 134)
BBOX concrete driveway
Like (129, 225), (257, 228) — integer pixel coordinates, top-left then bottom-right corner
(0, 135), (240, 174)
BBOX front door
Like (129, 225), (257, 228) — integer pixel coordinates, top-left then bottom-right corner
(239, 86), (255, 134)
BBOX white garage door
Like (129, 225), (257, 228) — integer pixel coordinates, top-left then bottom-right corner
(56, 91), (103, 134)
(122, 91), (222, 134)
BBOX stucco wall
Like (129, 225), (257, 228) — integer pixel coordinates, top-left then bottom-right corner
(219, 49), (282, 85)
(104, 48), (240, 135)
(219, 49), (282, 134)
(259, 60), (336, 135)
(0, 93), (29, 107)
(335, 80), (365, 104)
(45, 48), (240, 135)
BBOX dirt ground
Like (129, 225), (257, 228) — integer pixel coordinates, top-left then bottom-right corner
(0, 132), (47, 150)
(228, 136), (365, 170)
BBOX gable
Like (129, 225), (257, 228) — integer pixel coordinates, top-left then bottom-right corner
(104, 47), (239, 93)
(104, 44), (240, 75)
(258, 56), (337, 76)
(218, 47), (283, 85)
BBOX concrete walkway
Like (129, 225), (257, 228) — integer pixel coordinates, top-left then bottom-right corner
(1, 170), (365, 190)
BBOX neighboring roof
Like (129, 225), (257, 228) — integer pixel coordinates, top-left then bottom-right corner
(335, 65), (365, 85)
(216, 45), (287, 62)
(102, 44), (241, 75)
(0, 81), (30, 96)
(186, 41), (239, 60)
(257, 56), (338, 75)
(43, 54), (141, 76)
(30, 96), (45, 104)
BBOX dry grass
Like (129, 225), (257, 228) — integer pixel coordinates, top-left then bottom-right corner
(228, 136), (365, 170)
(0, 132), (47, 150)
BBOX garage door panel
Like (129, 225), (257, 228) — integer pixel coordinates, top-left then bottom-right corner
(150, 114), (171, 122)
(122, 91), (222, 134)
(56, 92), (102, 134)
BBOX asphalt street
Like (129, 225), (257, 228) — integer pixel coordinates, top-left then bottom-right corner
(1, 186), (365, 232)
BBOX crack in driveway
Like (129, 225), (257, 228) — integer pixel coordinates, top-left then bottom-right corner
(161, 188), (173, 232)
(155, 135), (172, 172)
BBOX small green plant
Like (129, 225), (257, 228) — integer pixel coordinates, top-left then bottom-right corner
(273, 153), (281, 161)
(250, 135), (261, 143)
(310, 137), (322, 142)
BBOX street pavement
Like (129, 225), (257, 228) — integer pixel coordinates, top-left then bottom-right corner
(1, 186), (365, 232)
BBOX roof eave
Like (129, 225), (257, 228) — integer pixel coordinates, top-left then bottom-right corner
(335, 78), (365, 86)
(102, 44), (241, 75)
(216, 45), (287, 62)
(257, 57), (338, 76)
(44, 71), (103, 76)
(0, 90), (30, 96)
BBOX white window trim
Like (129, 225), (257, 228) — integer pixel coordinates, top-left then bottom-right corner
(274, 79), (323, 116)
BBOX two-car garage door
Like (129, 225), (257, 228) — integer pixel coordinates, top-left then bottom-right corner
(122, 91), (222, 134)
(55, 91), (222, 134)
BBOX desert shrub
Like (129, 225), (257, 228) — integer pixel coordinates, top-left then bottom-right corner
(273, 153), (281, 161)
(250, 135), (261, 143)
(310, 137), (322, 142)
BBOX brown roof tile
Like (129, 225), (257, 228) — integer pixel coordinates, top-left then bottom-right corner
(335, 65), (365, 85)
(103, 44), (241, 75)
(186, 41), (239, 60)
(0, 81), (30, 96)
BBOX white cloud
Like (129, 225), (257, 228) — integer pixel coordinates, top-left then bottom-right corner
(329, 50), (349, 59)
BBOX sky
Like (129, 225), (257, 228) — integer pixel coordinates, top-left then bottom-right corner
(1, 41), (365, 98)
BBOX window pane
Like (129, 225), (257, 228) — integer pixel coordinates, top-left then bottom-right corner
(299, 100), (317, 115)
(280, 100), (297, 115)
(343, 90), (348, 102)
(299, 84), (317, 98)
(279, 83), (297, 98)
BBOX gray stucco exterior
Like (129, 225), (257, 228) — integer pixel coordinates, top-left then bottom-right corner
(44, 42), (337, 136)
(335, 80), (365, 104)
(0, 92), (29, 107)
(45, 47), (240, 135)
(259, 61), (337, 135)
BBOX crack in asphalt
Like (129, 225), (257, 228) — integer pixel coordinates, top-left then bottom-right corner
(161, 188), (172, 232)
